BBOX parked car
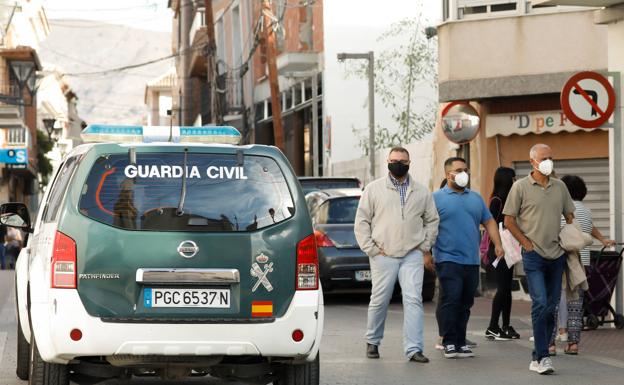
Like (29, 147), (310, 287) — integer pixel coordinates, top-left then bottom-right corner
(4, 125), (322, 385)
(298, 176), (361, 195)
(306, 188), (436, 301)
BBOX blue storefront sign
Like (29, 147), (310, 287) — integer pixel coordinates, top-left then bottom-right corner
(0, 148), (27, 164)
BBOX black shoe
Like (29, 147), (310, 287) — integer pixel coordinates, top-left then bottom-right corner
(485, 326), (512, 341)
(444, 344), (458, 359)
(409, 352), (429, 363)
(458, 346), (475, 358)
(366, 343), (379, 359)
(503, 325), (520, 339)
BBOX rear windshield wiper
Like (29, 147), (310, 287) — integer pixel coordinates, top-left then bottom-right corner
(176, 148), (188, 216)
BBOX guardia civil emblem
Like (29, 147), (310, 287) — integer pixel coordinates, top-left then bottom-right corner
(251, 253), (273, 292)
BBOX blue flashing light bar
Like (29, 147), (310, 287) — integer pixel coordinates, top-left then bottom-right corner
(81, 124), (241, 145)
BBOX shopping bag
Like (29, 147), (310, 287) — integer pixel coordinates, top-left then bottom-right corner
(499, 222), (522, 268)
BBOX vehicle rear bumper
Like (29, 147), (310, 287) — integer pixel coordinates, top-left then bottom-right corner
(319, 248), (371, 289)
(31, 289), (323, 364)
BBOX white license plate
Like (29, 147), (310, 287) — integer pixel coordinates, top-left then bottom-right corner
(144, 288), (230, 308)
(355, 270), (371, 282)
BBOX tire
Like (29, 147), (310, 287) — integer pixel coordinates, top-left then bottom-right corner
(28, 336), (69, 385)
(275, 354), (319, 385)
(16, 318), (30, 380)
(614, 314), (624, 330)
(585, 314), (600, 330)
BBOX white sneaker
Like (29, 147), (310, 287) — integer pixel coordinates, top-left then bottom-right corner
(529, 357), (554, 375)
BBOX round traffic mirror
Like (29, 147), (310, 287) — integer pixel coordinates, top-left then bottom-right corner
(441, 102), (481, 144)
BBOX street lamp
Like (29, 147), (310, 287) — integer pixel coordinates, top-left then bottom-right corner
(10, 61), (37, 97)
(42, 118), (61, 142)
(337, 51), (375, 183)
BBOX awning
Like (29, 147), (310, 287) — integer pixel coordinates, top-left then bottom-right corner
(532, 0), (623, 6)
(485, 110), (605, 137)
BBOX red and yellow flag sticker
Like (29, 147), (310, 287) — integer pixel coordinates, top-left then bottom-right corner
(251, 301), (273, 317)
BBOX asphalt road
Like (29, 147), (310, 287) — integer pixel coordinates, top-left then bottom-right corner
(1, 270), (624, 385)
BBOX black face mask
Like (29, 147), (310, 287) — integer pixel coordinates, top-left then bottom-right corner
(388, 162), (409, 178)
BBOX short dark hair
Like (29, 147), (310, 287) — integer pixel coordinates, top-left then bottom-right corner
(561, 175), (587, 201)
(389, 146), (409, 158)
(444, 157), (466, 171)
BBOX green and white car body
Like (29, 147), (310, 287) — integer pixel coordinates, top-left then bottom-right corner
(9, 125), (322, 384)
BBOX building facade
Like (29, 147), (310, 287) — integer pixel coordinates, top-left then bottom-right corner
(166, 0), (324, 176)
(0, 0), (50, 208)
(434, 0), (610, 238)
(37, 66), (85, 171)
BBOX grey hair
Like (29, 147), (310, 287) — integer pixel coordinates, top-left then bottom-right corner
(529, 144), (550, 160)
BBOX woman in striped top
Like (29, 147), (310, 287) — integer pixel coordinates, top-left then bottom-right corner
(549, 175), (614, 355)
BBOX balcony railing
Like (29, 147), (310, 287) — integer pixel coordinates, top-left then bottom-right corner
(7, 127), (27, 146)
(217, 71), (243, 114)
(0, 83), (22, 105)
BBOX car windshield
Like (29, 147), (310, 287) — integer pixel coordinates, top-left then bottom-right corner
(315, 197), (359, 224)
(78, 152), (294, 232)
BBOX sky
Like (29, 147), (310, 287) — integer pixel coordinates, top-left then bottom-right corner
(43, 0), (173, 32)
(44, 0), (441, 33)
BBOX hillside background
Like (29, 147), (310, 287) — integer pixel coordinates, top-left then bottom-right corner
(39, 19), (173, 125)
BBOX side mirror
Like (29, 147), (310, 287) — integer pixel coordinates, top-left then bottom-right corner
(0, 203), (32, 233)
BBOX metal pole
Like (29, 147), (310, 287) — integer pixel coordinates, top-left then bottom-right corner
(611, 71), (623, 313)
(368, 51), (375, 182)
(312, 72), (319, 176)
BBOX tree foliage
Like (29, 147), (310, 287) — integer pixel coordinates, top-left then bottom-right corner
(36, 130), (54, 186)
(346, 18), (438, 154)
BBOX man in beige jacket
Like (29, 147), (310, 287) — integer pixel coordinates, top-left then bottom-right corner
(355, 146), (439, 363)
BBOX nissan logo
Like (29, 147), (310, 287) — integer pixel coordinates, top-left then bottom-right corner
(177, 240), (199, 258)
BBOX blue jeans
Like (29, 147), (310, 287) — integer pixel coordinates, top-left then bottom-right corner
(0, 243), (5, 270)
(436, 262), (479, 348)
(523, 250), (566, 361)
(365, 249), (424, 358)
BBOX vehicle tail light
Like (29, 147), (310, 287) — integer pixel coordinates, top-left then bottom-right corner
(296, 234), (318, 290)
(51, 231), (77, 289)
(314, 230), (334, 247)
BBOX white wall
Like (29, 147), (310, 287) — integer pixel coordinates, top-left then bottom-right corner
(438, 10), (607, 83)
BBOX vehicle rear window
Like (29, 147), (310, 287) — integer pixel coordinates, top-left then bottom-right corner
(315, 197), (359, 224)
(78, 153), (294, 232)
(300, 179), (360, 194)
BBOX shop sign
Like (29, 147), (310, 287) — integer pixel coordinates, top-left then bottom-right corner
(0, 148), (27, 164)
(485, 110), (603, 137)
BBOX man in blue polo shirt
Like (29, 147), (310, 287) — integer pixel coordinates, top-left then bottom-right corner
(433, 157), (504, 359)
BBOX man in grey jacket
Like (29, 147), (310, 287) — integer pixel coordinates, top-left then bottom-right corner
(355, 146), (439, 363)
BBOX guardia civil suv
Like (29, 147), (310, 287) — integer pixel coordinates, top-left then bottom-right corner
(4, 125), (322, 385)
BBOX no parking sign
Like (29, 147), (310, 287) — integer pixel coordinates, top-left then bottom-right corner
(561, 71), (616, 129)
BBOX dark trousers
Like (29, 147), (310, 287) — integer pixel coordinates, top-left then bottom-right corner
(489, 258), (514, 329)
(436, 262), (479, 348)
(523, 251), (566, 361)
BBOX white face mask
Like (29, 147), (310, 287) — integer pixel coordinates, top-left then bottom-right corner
(536, 159), (554, 176)
(453, 171), (469, 188)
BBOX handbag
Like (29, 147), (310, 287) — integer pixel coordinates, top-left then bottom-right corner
(479, 231), (490, 265)
(480, 196), (502, 265)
